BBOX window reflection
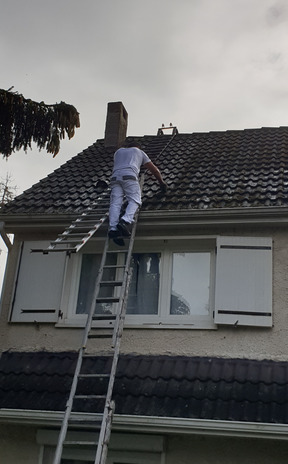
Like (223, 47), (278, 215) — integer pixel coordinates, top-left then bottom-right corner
(76, 253), (117, 315)
(170, 252), (210, 316)
(127, 253), (160, 315)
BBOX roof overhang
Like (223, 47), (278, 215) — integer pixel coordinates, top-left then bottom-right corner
(1, 409), (288, 441)
(2, 206), (288, 234)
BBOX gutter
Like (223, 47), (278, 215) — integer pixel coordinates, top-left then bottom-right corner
(1, 409), (288, 441)
(2, 206), (288, 232)
(0, 222), (12, 250)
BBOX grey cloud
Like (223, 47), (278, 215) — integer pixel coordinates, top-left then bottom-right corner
(266, 1), (288, 26)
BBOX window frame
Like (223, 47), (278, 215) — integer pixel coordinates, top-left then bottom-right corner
(60, 237), (217, 330)
(37, 430), (165, 464)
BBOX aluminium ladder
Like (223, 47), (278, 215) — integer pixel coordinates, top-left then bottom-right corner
(35, 131), (178, 463)
(51, 179), (143, 464)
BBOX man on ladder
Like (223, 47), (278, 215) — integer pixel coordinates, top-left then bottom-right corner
(108, 141), (167, 245)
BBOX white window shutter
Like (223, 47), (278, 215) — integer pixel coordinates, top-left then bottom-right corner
(11, 241), (66, 323)
(214, 236), (272, 327)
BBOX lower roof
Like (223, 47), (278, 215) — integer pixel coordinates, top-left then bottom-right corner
(0, 351), (288, 425)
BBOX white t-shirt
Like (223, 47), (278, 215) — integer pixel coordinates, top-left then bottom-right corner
(112, 147), (151, 177)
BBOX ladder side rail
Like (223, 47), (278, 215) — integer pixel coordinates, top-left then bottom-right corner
(53, 236), (110, 464)
(71, 188), (111, 253)
(74, 213), (109, 253)
(98, 400), (115, 464)
(111, 176), (142, 347)
(46, 212), (108, 252)
(80, 235), (111, 347)
(95, 270), (133, 464)
(95, 176), (145, 463)
(33, 188), (111, 254)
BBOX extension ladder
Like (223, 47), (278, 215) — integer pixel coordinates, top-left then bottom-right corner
(51, 180), (142, 464)
(35, 131), (178, 463)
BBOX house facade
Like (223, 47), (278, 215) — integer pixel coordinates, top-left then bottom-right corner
(1, 102), (288, 463)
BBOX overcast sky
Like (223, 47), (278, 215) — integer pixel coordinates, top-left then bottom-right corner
(1, 0), (288, 283)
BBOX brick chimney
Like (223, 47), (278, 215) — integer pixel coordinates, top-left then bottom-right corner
(104, 102), (128, 148)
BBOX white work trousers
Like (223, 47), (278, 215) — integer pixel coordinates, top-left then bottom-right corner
(109, 176), (141, 230)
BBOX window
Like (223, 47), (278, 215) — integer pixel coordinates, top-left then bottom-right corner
(12, 236), (273, 328)
(37, 430), (165, 464)
(64, 238), (216, 329)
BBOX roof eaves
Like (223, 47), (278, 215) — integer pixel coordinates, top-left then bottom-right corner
(139, 206), (288, 226)
(1, 409), (288, 440)
(0, 213), (91, 233)
(2, 206), (288, 234)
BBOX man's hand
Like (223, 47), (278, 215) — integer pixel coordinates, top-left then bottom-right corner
(159, 182), (167, 193)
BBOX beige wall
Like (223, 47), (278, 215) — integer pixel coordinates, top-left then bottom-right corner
(0, 423), (40, 464)
(166, 434), (288, 464)
(1, 424), (288, 464)
(1, 225), (288, 361)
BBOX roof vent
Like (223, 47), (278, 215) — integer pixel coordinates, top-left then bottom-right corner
(157, 123), (178, 136)
(104, 102), (128, 148)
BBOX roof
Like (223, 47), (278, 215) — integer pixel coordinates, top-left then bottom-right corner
(2, 126), (288, 216)
(1, 351), (288, 424)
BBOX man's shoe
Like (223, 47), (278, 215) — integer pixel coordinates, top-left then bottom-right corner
(117, 219), (131, 237)
(108, 229), (120, 239)
(113, 237), (125, 246)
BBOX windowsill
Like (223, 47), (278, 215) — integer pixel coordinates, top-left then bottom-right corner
(55, 317), (217, 330)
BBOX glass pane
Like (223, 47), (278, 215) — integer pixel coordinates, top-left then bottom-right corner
(76, 253), (117, 315)
(170, 252), (210, 316)
(127, 253), (160, 315)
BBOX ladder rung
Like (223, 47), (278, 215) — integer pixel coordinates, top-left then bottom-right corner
(96, 297), (120, 303)
(103, 265), (125, 269)
(71, 225), (98, 230)
(58, 232), (90, 237)
(50, 239), (84, 245)
(64, 440), (98, 446)
(68, 418), (102, 426)
(88, 333), (112, 339)
(78, 373), (110, 378)
(81, 211), (107, 215)
(86, 207), (108, 210)
(73, 218), (102, 223)
(100, 281), (123, 287)
(44, 248), (77, 253)
(106, 249), (129, 253)
(74, 395), (106, 399)
(75, 217), (104, 222)
(82, 353), (113, 358)
(71, 223), (100, 228)
(92, 314), (116, 320)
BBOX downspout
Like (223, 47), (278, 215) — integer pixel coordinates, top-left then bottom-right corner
(0, 222), (12, 251)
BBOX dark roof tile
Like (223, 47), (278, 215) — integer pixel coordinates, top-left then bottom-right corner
(1, 352), (288, 423)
